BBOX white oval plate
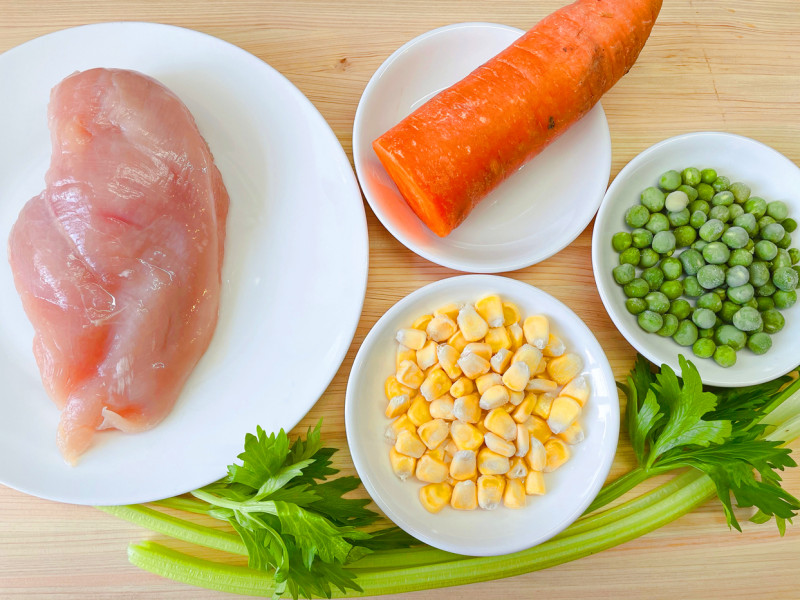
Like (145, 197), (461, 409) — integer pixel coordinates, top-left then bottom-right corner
(593, 132), (800, 387)
(345, 275), (618, 556)
(0, 23), (368, 505)
(353, 22), (611, 273)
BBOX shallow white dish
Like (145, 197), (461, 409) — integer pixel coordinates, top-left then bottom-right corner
(0, 22), (368, 505)
(593, 131), (800, 387)
(352, 22), (612, 274)
(345, 275), (618, 556)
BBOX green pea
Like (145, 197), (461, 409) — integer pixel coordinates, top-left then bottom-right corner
(712, 176), (731, 192)
(668, 208), (691, 228)
(696, 183), (715, 202)
(690, 199), (711, 214)
(690, 210), (708, 229)
(773, 266), (799, 291)
(783, 218), (798, 233)
(719, 301), (740, 323)
(698, 327), (715, 339)
(725, 265), (750, 287)
(772, 249), (792, 269)
(697, 264), (725, 289)
(631, 228), (653, 249)
(700, 168), (717, 184)
(657, 313), (680, 337)
(790, 248), (800, 264)
(640, 248), (660, 268)
(756, 296), (775, 311)
(713, 344), (737, 367)
(747, 332), (772, 355)
(711, 191), (734, 207)
(699, 219), (725, 242)
(679, 248), (705, 275)
(626, 297), (647, 315)
(715, 324), (746, 350)
(626, 205), (650, 228)
(638, 310), (664, 333)
(683, 275), (703, 297)
(758, 215), (776, 230)
(645, 291), (670, 314)
(794, 265), (800, 279)
(761, 222), (786, 244)
(732, 306), (762, 332)
(623, 278), (649, 298)
(730, 182), (751, 204)
(682, 167), (702, 187)
(744, 196), (767, 217)
(660, 257), (683, 280)
(612, 263), (636, 285)
(715, 287), (728, 300)
(777, 232), (792, 250)
(692, 338), (716, 359)
(754, 240), (778, 261)
(721, 226), (749, 249)
(728, 248), (753, 267)
(691, 240), (709, 252)
(702, 241), (730, 265)
(773, 290), (797, 310)
(659, 170), (682, 192)
(642, 266), (665, 290)
(709, 205), (730, 223)
(745, 298), (759, 310)
(766, 200), (789, 221)
(749, 261), (771, 287)
(674, 225), (697, 248)
(745, 239), (755, 251)
(728, 283), (755, 305)
(660, 280), (684, 300)
(619, 247), (641, 266)
(645, 212), (670, 234)
(733, 213), (758, 236)
(678, 184), (699, 202)
(641, 186), (666, 212)
(673, 320), (699, 347)
(756, 282), (777, 297)
(652, 230), (676, 254)
(665, 191), (690, 213)
(611, 232), (632, 252)
(691, 307), (716, 329)
(697, 292), (723, 312)
(669, 298), (692, 320)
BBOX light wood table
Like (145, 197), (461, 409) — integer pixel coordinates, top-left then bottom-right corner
(1, 1), (799, 598)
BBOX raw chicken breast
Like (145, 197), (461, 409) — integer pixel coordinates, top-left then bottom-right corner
(8, 68), (229, 464)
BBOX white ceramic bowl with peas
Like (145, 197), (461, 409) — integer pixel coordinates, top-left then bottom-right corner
(593, 132), (800, 387)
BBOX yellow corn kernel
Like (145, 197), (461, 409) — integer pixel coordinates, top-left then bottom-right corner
(396, 328), (427, 351)
(512, 344), (543, 375)
(450, 420), (484, 451)
(407, 395), (432, 427)
(526, 415), (552, 444)
(444, 439), (459, 460)
(502, 361), (530, 392)
(385, 414), (417, 444)
(415, 454), (449, 483)
(385, 394), (411, 419)
(484, 327), (512, 354)
(507, 456), (528, 479)
(479, 385), (509, 411)
(507, 390), (524, 406)
(544, 438), (571, 472)
(533, 392), (556, 420)
(388, 447), (416, 480)
(412, 314), (433, 331)
(477, 447), (510, 475)
(449, 376), (474, 398)
(515, 423), (530, 457)
(463, 342), (492, 362)
(451, 480), (478, 510)
(507, 322), (524, 350)
(542, 333), (566, 358)
(426, 314), (457, 342)
(484, 432), (516, 457)
(513, 393), (537, 423)
(435, 302), (462, 321)
(502, 301), (521, 326)
(437, 344), (462, 380)
(452, 394), (481, 424)
(385, 375), (413, 400)
(548, 396), (582, 434)
(396, 360), (424, 390)
(558, 421), (585, 445)
(419, 482), (452, 513)
(490, 348), (512, 374)
(484, 408), (517, 441)
(396, 345), (417, 371)
(525, 377), (558, 394)
(503, 478), (526, 509)
(395, 429), (426, 458)
(475, 294), (505, 328)
(477, 475), (506, 510)
(447, 330), (468, 353)
(525, 470), (546, 495)
(523, 315), (549, 349)
(476, 372), (503, 395)
(476, 420), (489, 435)
(449, 449), (477, 481)
(417, 418), (450, 449)
(561, 375), (591, 406)
(526, 436), (546, 471)
(547, 352), (583, 385)
(535, 357), (548, 375)
(416, 340), (438, 370)
(457, 305), (489, 342)
(457, 352), (490, 379)
(430, 395), (455, 420)
(426, 446), (447, 462)
(420, 367), (451, 402)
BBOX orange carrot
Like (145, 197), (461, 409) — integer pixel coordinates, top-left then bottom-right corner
(373, 0), (663, 237)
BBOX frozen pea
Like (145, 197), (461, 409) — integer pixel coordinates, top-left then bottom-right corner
(626, 297), (647, 315)
(729, 204), (745, 220)
(692, 240), (709, 252)
(747, 332), (772, 355)
(678, 184), (699, 202)
(754, 240), (778, 261)
(745, 298), (759, 310)
(772, 249), (792, 270)
(646, 213), (670, 234)
(758, 218), (777, 233)
(790, 248), (800, 264)
(691, 199), (711, 214)
(612, 231), (632, 252)
(696, 183), (714, 203)
(719, 301), (740, 323)
(728, 248), (753, 267)
(645, 291), (670, 314)
(697, 264), (725, 289)
(745, 196), (767, 217)
(761, 222), (786, 244)
(699, 219), (725, 242)
(693, 338), (717, 359)
(657, 313), (680, 337)
(638, 310), (664, 333)
(641, 186), (666, 212)
(773, 267), (799, 291)
(640, 248), (660, 268)
(668, 208), (691, 227)
(732, 306), (762, 332)
(728, 283), (755, 305)
(698, 327), (715, 339)
(679, 249), (705, 275)
(745, 239), (755, 251)
(669, 299), (692, 320)
(712, 176), (731, 192)
(749, 261), (771, 287)
(692, 307), (717, 329)
(713, 344), (737, 367)
(730, 182), (751, 204)
(674, 225), (697, 248)
(721, 226), (749, 249)
(783, 218), (797, 233)
(756, 282), (777, 297)
(661, 257), (683, 280)
(711, 191), (734, 207)
(683, 275), (703, 297)
(613, 263), (636, 285)
(715, 324), (747, 350)
(665, 190), (690, 212)
(701, 168), (717, 184)
(626, 205), (650, 228)
(697, 292), (723, 312)
(659, 170), (682, 192)
(682, 167), (702, 186)
(642, 266), (665, 290)
(777, 232), (792, 250)
(631, 228), (653, 248)
(766, 201), (789, 221)
(733, 212), (758, 236)
(652, 230), (676, 254)
(673, 320), (699, 347)
(756, 296), (775, 311)
(702, 241), (730, 265)
(709, 205), (730, 223)
(690, 210), (708, 229)
(794, 265), (800, 279)
(726, 264), (750, 287)
(619, 247), (641, 266)
(660, 280), (684, 300)
(773, 290), (797, 310)
(624, 278), (650, 298)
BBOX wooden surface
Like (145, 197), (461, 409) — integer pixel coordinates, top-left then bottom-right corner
(1, 1), (799, 598)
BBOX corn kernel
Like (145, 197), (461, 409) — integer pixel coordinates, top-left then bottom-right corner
(507, 322), (524, 350)
(526, 436), (546, 471)
(477, 475), (505, 510)
(396, 360), (424, 390)
(417, 418), (449, 449)
(419, 482), (452, 513)
(416, 340), (438, 370)
(426, 446), (447, 462)
(385, 414), (417, 444)
(385, 394), (411, 419)
(416, 454), (449, 483)
(476, 372), (503, 395)
(407, 395), (432, 426)
(430, 395), (455, 420)
(484, 408), (517, 441)
(437, 344), (462, 380)
(547, 352), (583, 385)
(435, 302), (462, 321)
(447, 330), (468, 353)
(484, 327), (511, 354)
(395, 430), (426, 458)
(507, 390), (524, 406)
(475, 294), (505, 328)
(449, 376), (474, 398)
(533, 392), (556, 420)
(535, 357), (548, 375)
(525, 378), (558, 394)
(476, 420), (489, 435)
(490, 348), (512, 374)
(548, 396), (582, 434)
(502, 361), (530, 392)
(477, 447), (510, 475)
(463, 342), (492, 361)
(483, 432), (516, 457)
(543, 438), (571, 472)
(561, 375), (591, 406)
(385, 375), (413, 400)
(389, 447), (416, 480)
(451, 480), (478, 510)
(457, 305), (489, 342)
(450, 420), (484, 451)
(396, 345), (417, 370)
(427, 314), (457, 342)
(396, 328), (427, 351)
(479, 385), (509, 411)
(542, 333), (566, 358)
(558, 421), (585, 445)
(420, 367), (451, 401)
(452, 394), (481, 424)
(457, 352), (490, 379)
(507, 456), (528, 479)
(502, 301), (521, 326)
(512, 344), (543, 375)
(513, 393), (537, 423)
(449, 449), (477, 480)
(525, 470), (546, 495)
(515, 424), (530, 457)
(444, 439), (459, 459)
(503, 478), (526, 509)
(523, 315), (549, 349)
(412, 314), (433, 331)
(525, 415), (552, 444)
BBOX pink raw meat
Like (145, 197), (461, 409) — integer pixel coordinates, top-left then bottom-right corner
(7, 68), (229, 464)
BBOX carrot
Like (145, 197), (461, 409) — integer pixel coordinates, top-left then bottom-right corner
(372, 0), (663, 237)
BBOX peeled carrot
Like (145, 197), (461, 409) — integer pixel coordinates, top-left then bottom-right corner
(373, 0), (663, 237)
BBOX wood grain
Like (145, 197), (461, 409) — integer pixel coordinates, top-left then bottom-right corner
(1, 1), (799, 598)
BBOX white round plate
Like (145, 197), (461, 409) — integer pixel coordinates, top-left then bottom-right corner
(0, 23), (368, 505)
(593, 132), (800, 387)
(353, 23), (611, 273)
(345, 275), (618, 556)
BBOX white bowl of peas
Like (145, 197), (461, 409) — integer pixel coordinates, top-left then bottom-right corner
(593, 132), (800, 387)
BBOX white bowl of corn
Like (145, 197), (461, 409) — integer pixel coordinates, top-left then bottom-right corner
(345, 275), (619, 556)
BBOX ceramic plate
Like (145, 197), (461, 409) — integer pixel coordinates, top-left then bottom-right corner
(0, 22), (368, 504)
(352, 22), (611, 273)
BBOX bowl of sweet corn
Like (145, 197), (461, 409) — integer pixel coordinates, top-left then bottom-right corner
(345, 274), (619, 556)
